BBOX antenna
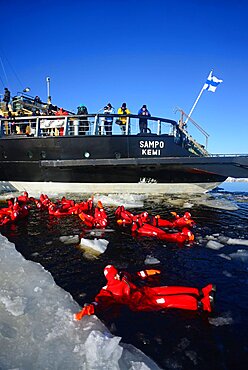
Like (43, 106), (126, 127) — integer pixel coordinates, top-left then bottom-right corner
(46, 76), (51, 104)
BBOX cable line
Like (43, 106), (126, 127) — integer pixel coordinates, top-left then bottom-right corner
(4, 54), (23, 90)
(0, 56), (9, 87)
(0, 74), (5, 89)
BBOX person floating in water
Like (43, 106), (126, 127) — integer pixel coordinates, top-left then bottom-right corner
(74, 265), (215, 320)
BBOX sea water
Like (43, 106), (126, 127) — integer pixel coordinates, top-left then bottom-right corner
(0, 182), (248, 369)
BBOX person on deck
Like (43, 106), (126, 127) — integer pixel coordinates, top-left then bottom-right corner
(34, 95), (42, 103)
(77, 104), (89, 135)
(3, 88), (10, 110)
(103, 103), (114, 135)
(55, 108), (68, 136)
(74, 265), (215, 320)
(55, 107), (69, 116)
(117, 103), (131, 135)
(138, 104), (151, 133)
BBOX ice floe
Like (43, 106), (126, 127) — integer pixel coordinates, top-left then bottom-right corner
(59, 235), (80, 245)
(229, 249), (248, 263)
(225, 238), (248, 247)
(95, 194), (146, 208)
(205, 240), (225, 250)
(79, 237), (109, 254)
(209, 313), (233, 326)
(144, 255), (160, 265)
(205, 235), (248, 249)
(0, 234), (160, 369)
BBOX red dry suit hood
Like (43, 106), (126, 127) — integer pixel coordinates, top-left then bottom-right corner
(104, 265), (118, 281)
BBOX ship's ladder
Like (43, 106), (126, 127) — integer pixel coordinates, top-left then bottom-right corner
(180, 126), (210, 156)
(176, 107), (210, 156)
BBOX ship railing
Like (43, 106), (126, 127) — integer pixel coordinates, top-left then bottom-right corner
(0, 113), (209, 155)
(0, 113), (178, 137)
(1, 114), (246, 158)
(175, 107), (210, 156)
(67, 114), (177, 136)
(208, 153), (248, 157)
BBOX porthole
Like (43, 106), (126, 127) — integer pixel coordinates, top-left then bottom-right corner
(84, 152), (90, 158)
(27, 151), (33, 159)
(115, 152), (121, 159)
(2, 151), (7, 159)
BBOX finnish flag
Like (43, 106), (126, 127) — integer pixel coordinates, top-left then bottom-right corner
(203, 71), (223, 92)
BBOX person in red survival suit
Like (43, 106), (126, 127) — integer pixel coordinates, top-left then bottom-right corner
(74, 265), (215, 320)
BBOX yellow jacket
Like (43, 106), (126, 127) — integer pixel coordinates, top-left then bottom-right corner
(117, 107), (131, 124)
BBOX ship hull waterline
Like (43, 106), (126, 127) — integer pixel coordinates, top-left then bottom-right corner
(0, 180), (223, 195)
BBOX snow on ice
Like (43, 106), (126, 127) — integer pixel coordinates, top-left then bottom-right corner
(0, 234), (160, 370)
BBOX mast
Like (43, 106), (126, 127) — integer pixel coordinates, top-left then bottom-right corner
(46, 76), (51, 104)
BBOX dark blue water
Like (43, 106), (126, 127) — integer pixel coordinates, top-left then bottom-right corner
(1, 182), (248, 369)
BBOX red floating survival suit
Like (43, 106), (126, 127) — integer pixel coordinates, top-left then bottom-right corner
(75, 265), (215, 320)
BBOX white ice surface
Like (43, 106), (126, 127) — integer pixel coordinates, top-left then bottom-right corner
(0, 234), (160, 370)
(208, 312), (233, 326)
(59, 235), (80, 245)
(144, 255), (161, 265)
(95, 194), (146, 208)
(205, 235), (248, 250)
(196, 198), (239, 211)
(226, 238), (248, 247)
(229, 249), (248, 263)
(79, 237), (109, 254)
(165, 194), (239, 211)
(205, 240), (225, 250)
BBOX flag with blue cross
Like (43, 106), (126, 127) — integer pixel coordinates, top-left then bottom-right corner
(203, 70), (223, 92)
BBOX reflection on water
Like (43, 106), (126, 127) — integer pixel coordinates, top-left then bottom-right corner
(1, 184), (248, 369)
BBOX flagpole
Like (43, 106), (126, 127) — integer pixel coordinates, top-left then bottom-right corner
(184, 85), (205, 124)
(184, 70), (212, 124)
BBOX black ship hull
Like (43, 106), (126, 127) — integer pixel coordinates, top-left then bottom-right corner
(0, 134), (247, 194)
